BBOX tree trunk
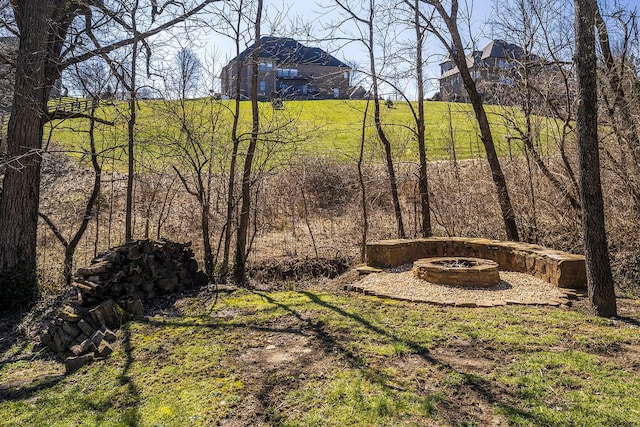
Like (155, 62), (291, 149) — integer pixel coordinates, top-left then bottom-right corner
(422, 0), (519, 241)
(414, 0), (431, 237)
(125, 20), (139, 242)
(574, 0), (617, 317)
(358, 98), (371, 262)
(201, 198), (214, 279)
(221, 3), (245, 282)
(63, 110), (103, 286)
(0, 1), (60, 311)
(368, 1), (405, 239)
(234, 0), (262, 282)
(457, 61), (519, 241)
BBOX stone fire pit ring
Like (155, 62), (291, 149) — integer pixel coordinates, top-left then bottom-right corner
(413, 257), (500, 288)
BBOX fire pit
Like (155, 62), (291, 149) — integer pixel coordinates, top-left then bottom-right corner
(413, 257), (500, 288)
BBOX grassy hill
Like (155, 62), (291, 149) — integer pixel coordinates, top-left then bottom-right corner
(46, 99), (557, 169)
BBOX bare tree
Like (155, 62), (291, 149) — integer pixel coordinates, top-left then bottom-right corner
(332, 0), (406, 238)
(209, 0), (248, 282)
(357, 96), (372, 261)
(159, 93), (222, 281)
(125, 5), (141, 243)
(574, 0), (617, 317)
(234, 0), (263, 282)
(39, 109), (106, 286)
(412, 0), (432, 237)
(37, 58), (117, 286)
(489, 0), (582, 230)
(418, 0), (520, 241)
(0, 0), (222, 311)
(593, 4), (640, 215)
(174, 47), (202, 99)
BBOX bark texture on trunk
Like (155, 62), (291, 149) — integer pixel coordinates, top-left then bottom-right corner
(0, 1), (65, 311)
(574, 0), (617, 317)
(234, 0), (262, 282)
(414, 0), (431, 237)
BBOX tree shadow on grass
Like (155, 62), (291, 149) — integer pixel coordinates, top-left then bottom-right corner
(0, 306), (65, 403)
(143, 289), (554, 425)
(0, 311), (25, 358)
(617, 316), (640, 327)
(248, 290), (546, 426)
(0, 374), (65, 403)
(0, 322), (141, 426)
(115, 324), (141, 426)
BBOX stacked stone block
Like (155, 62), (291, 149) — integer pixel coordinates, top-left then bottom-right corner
(366, 237), (586, 289)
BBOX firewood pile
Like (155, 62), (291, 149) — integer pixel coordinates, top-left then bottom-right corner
(73, 239), (208, 304)
(39, 239), (208, 372)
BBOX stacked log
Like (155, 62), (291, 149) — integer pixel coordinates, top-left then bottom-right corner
(73, 239), (208, 304)
(39, 239), (208, 372)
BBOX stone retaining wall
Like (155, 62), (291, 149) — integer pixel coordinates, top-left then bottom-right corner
(366, 237), (586, 289)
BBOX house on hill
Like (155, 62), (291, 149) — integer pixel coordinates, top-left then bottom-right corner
(439, 39), (541, 104)
(221, 37), (352, 100)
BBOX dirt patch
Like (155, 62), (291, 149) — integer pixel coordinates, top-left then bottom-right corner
(431, 342), (501, 374)
(218, 318), (339, 426)
(239, 334), (314, 366)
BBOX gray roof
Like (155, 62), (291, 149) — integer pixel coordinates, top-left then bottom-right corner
(440, 40), (531, 79)
(231, 37), (349, 68)
(480, 40), (525, 60)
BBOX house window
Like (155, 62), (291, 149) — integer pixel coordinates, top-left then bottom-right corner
(259, 81), (266, 91)
(343, 71), (349, 79)
(333, 88), (339, 98)
(276, 68), (298, 78)
(259, 62), (273, 72)
(302, 85), (308, 95)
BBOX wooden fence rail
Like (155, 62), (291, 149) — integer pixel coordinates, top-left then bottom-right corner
(0, 98), (99, 141)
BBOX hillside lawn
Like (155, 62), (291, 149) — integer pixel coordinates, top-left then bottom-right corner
(1, 279), (639, 427)
(46, 99), (559, 169)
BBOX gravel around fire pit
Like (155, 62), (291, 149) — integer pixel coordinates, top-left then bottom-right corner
(347, 264), (578, 308)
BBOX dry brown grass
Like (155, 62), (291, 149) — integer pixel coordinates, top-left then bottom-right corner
(36, 142), (640, 296)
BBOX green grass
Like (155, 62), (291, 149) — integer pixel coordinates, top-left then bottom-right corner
(45, 99), (557, 171)
(497, 351), (640, 426)
(2, 290), (639, 426)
